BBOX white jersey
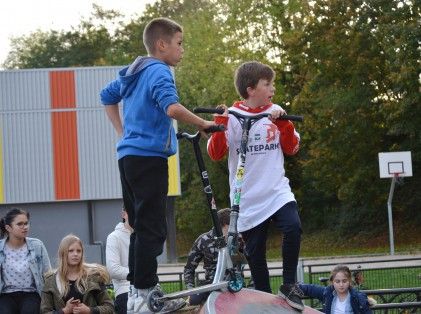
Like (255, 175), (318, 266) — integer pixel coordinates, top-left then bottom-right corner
(208, 102), (300, 232)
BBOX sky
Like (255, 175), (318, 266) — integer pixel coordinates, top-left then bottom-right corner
(0, 0), (156, 68)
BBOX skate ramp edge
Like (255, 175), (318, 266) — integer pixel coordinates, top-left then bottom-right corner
(200, 288), (321, 314)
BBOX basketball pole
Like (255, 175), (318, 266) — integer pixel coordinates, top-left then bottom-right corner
(387, 174), (398, 255)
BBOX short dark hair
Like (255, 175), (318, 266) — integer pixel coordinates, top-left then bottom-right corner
(234, 61), (275, 99)
(143, 17), (183, 54)
(217, 208), (231, 227)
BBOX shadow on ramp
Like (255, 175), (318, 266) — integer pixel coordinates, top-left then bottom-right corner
(200, 288), (321, 314)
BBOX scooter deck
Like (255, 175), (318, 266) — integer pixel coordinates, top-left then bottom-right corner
(200, 288), (322, 314)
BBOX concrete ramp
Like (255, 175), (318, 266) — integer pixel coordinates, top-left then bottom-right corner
(200, 288), (321, 314)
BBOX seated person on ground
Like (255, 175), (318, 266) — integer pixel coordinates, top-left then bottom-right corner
(40, 234), (114, 314)
(184, 208), (235, 305)
(299, 264), (373, 314)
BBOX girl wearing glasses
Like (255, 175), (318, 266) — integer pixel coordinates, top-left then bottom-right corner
(0, 207), (51, 314)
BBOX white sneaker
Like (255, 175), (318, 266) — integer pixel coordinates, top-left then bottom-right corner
(135, 287), (153, 314)
(127, 285), (137, 314)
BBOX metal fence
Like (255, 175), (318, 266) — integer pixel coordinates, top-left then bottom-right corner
(159, 257), (421, 292)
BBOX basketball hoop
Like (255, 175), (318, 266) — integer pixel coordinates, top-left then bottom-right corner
(391, 172), (404, 185)
(378, 151), (412, 256)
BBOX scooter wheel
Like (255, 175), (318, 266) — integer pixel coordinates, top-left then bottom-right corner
(227, 273), (244, 292)
(147, 288), (165, 312)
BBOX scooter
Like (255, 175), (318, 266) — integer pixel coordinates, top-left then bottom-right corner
(147, 112), (245, 313)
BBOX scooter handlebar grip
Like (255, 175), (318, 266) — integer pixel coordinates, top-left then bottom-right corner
(193, 107), (225, 114)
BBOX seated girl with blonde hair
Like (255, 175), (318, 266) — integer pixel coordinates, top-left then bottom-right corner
(41, 234), (114, 314)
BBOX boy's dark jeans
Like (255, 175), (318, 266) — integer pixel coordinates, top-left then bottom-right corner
(241, 201), (302, 293)
(0, 291), (41, 314)
(119, 155), (168, 289)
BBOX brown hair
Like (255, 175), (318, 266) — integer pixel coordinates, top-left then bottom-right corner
(56, 234), (110, 297)
(143, 17), (183, 54)
(234, 61), (275, 99)
(217, 208), (231, 227)
(329, 264), (352, 284)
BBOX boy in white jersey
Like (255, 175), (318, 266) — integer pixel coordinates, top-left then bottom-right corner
(207, 61), (304, 311)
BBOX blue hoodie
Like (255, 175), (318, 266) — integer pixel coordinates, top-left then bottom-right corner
(100, 57), (179, 159)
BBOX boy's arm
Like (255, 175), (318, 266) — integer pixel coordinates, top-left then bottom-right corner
(207, 115), (228, 160)
(274, 120), (300, 155)
(105, 104), (123, 137)
(167, 103), (215, 130)
(100, 79), (123, 136)
(183, 237), (205, 288)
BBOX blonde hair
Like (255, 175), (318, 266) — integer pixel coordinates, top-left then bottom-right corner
(56, 234), (110, 297)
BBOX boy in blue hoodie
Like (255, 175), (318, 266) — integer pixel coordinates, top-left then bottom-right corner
(100, 17), (216, 313)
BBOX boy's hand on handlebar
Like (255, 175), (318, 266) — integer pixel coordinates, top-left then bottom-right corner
(199, 120), (218, 138)
(269, 109), (286, 121)
(215, 104), (228, 117)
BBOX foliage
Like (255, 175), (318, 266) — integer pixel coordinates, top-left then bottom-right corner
(272, 0), (421, 233)
(2, 0), (420, 248)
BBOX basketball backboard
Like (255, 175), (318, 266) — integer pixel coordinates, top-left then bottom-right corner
(378, 151), (412, 178)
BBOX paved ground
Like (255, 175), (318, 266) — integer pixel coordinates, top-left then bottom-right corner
(157, 253), (421, 281)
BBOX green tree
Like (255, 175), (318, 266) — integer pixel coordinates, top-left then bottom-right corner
(272, 0), (420, 234)
(3, 0), (419, 249)
(3, 5), (123, 68)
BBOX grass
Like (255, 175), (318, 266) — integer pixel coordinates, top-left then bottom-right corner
(265, 228), (421, 259)
(177, 222), (421, 261)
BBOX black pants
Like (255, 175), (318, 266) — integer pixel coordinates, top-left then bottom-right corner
(114, 292), (128, 314)
(0, 291), (41, 314)
(241, 201), (302, 293)
(119, 155), (168, 289)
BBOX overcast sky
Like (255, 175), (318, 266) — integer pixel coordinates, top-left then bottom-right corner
(0, 0), (155, 68)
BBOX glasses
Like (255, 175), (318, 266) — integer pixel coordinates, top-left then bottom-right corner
(15, 221), (30, 228)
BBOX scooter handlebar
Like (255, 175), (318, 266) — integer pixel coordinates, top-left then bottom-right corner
(278, 114), (303, 122)
(193, 107), (303, 122)
(228, 110), (303, 122)
(176, 124), (225, 140)
(204, 124), (226, 133)
(193, 107), (225, 114)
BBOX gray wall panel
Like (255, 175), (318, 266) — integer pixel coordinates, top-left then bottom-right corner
(1, 112), (53, 203)
(75, 67), (121, 109)
(0, 199), (168, 265)
(77, 108), (121, 200)
(0, 70), (50, 111)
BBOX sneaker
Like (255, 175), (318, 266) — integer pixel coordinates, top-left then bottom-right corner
(278, 283), (305, 311)
(127, 285), (137, 314)
(152, 284), (186, 313)
(134, 287), (152, 313)
(159, 298), (186, 313)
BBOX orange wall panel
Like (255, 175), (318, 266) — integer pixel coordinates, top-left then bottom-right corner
(50, 71), (76, 109)
(49, 71), (80, 200)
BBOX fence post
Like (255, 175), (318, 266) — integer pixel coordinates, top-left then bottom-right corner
(297, 258), (304, 283)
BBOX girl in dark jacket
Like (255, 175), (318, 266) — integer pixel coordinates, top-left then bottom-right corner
(299, 264), (373, 314)
(40, 234), (114, 314)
